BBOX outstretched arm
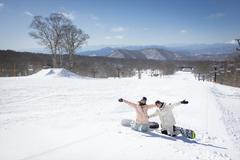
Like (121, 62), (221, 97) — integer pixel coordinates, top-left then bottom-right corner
(168, 100), (188, 109)
(118, 98), (137, 108)
(148, 110), (159, 118)
(167, 101), (181, 110)
(169, 101), (181, 107)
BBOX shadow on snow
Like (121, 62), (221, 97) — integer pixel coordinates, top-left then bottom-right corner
(141, 130), (227, 150)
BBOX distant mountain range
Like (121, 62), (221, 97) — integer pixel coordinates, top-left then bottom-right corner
(108, 48), (179, 61)
(78, 47), (113, 57)
(14, 43), (239, 61)
(76, 43), (238, 61)
(165, 43), (237, 56)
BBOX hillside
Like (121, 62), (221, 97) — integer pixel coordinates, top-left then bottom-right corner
(0, 72), (239, 160)
(29, 68), (86, 78)
(77, 47), (113, 57)
(141, 48), (179, 60)
(108, 48), (180, 60)
(108, 49), (147, 59)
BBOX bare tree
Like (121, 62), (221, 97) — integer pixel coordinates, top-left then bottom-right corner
(29, 13), (71, 68)
(61, 24), (89, 70)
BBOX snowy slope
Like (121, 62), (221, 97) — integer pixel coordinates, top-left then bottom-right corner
(0, 71), (239, 160)
(29, 68), (82, 78)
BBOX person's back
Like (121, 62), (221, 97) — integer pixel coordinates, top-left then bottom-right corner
(119, 97), (156, 132)
(135, 104), (149, 124)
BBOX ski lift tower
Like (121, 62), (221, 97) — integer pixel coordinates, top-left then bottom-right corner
(235, 39), (240, 51)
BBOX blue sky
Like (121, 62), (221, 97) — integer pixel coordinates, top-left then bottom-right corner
(0, 0), (239, 51)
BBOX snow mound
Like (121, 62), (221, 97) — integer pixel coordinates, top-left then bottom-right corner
(30, 68), (81, 78)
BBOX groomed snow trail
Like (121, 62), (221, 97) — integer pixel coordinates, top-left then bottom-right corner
(0, 71), (239, 160)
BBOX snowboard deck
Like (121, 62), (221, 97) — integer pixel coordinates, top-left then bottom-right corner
(175, 126), (196, 139)
(121, 119), (196, 139)
(160, 126), (196, 139)
(121, 119), (159, 129)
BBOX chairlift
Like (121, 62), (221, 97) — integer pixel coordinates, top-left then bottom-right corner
(227, 70), (231, 73)
(28, 65), (33, 71)
(219, 67), (224, 71)
(227, 63), (234, 67)
(227, 63), (234, 73)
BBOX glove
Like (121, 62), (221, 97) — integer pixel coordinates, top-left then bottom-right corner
(118, 98), (123, 102)
(181, 100), (188, 104)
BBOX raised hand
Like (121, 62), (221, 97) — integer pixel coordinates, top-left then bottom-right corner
(181, 99), (189, 104)
(118, 98), (123, 102)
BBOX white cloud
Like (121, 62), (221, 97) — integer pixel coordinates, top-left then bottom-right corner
(104, 35), (125, 40)
(0, 2), (4, 9)
(114, 35), (124, 39)
(24, 11), (34, 17)
(208, 12), (225, 19)
(58, 11), (75, 20)
(111, 27), (125, 32)
(225, 40), (237, 44)
(95, 23), (104, 28)
(104, 36), (112, 40)
(180, 29), (187, 33)
(90, 14), (99, 20)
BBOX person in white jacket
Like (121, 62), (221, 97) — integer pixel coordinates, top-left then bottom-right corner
(148, 99), (189, 136)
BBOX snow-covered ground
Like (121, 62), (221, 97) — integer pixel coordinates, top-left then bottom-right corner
(0, 69), (240, 160)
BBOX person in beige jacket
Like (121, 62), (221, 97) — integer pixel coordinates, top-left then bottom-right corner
(118, 97), (157, 132)
(148, 99), (188, 136)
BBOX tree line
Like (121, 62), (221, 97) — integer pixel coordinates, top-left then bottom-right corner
(0, 50), (176, 78)
(1, 50), (239, 87)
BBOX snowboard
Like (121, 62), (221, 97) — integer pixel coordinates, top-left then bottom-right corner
(157, 126), (196, 139)
(174, 126), (196, 139)
(121, 119), (195, 139)
(160, 126), (195, 139)
(121, 119), (159, 129)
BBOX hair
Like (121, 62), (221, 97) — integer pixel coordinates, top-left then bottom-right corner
(155, 100), (161, 105)
(139, 97), (147, 106)
(139, 101), (146, 106)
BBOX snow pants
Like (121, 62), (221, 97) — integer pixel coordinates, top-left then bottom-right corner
(161, 125), (181, 136)
(131, 122), (149, 132)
